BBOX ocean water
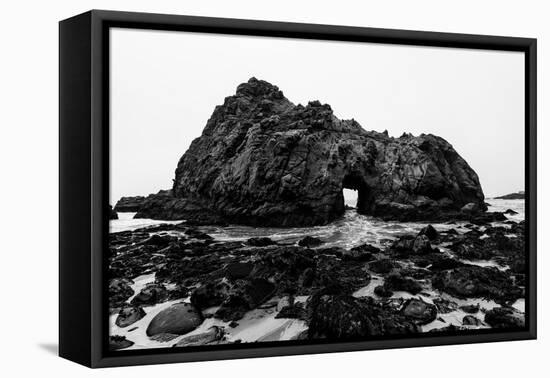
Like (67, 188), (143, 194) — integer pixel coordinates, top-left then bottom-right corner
(110, 198), (525, 249)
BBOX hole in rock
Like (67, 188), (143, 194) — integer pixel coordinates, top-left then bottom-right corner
(341, 174), (371, 213)
(343, 189), (358, 209)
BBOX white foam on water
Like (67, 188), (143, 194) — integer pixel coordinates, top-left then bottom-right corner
(110, 213), (181, 233)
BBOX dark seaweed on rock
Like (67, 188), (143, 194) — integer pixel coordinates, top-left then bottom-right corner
(135, 77), (487, 227)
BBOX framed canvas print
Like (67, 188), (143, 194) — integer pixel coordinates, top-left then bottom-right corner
(59, 10), (537, 368)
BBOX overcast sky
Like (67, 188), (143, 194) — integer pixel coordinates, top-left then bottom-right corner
(110, 28), (524, 203)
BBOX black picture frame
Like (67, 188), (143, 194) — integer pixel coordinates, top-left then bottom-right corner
(59, 9), (537, 368)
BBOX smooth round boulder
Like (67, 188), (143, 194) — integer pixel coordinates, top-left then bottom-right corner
(146, 303), (203, 337)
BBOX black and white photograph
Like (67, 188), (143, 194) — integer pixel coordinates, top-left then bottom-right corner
(107, 27), (528, 352)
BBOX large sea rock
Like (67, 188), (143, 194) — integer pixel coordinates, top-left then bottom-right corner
(136, 77), (486, 226)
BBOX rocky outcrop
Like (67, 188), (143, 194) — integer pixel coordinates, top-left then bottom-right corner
(114, 196), (146, 212)
(135, 77), (486, 226)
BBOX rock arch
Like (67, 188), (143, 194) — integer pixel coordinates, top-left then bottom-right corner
(136, 78), (486, 226)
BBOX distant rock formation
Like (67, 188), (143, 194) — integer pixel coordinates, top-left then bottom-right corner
(135, 78), (486, 226)
(494, 191), (525, 200)
(114, 196), (147, 212)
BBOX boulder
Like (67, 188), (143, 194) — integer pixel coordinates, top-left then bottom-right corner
(462, 315), (483, 326)
(401, 298), (437, 325)
(146, 303), (203, 336)
(134, 78), (487, 226)
(173, 326), (225, 347)
(418, 225), (439, 241)
(307, 292), (419, 339)
(109, 278), (134, 309)
(215, 278), (276, 321)
(131, 283), (170, 306)
(459, 304), (480, 314)
(383, 272), (422, 295)
(109, 335), (134, 350)
(190, 279), (232, 309)
(224, 262), (254, 280)
(298, 236), (323, 247)
(368, 259), (398, 274)
(432, 266), (522, 302)
(374, 285), (393, 297)
(484, 307), (525, 329)
(392, 235), (433, 256)
(116, 306), (146, 328)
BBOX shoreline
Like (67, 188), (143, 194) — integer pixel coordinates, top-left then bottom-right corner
(108, 199), (526, 351)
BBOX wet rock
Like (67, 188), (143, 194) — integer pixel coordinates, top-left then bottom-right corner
(246, 237), (276, 247)
(184, 228), (213, 240)
(432, 266), (522, 302)
(276, 302), (306, 320)
(383, 272), (422, 295)
(146, 303), (203, 336)
(109, 335), (134, 350)
(419, 225), (439, 241)
(368, 259), (398, 274)
(413, 235), (433, 254)
(215, 278), (276, 321)
(131, 283), (170, 306)
(307, 292), (419, 339)
(351, 243), (381, 254)
(115, 306), (146, 328)
(459, 304), (480, 314)
(462, 315), (483, 326)
(401, 298), (437, 325)
(225, 262), (254, 280)
(341, 248), (375, 262)
(145, 234), (172, 248)
(470, 212), (507, 225)
(374, 285), (393, 297)
(109, 278), (134, 309)
(173, 326), (225, 347)
(392, 235), (433, 255)
(461, 202), (480, 214)
(299, 267), (315, 287)
(298, 236), (323, 247)
(190, 279), (232, 309)
(484, 307), (525, 328)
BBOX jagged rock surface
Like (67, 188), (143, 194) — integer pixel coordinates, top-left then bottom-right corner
(136, 78), (486, 226)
